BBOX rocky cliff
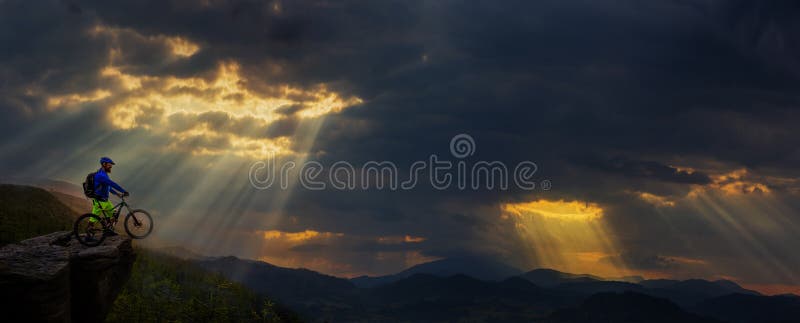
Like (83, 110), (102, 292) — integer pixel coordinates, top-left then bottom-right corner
(0, 231), (136, 323)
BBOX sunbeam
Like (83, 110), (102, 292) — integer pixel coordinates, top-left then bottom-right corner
(501, 199), (633, 278)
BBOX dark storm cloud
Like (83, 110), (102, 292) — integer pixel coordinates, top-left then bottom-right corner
(266, 0), (800, 279)
(257, 0), (795, 244)
(1, 0), (799, 283)
(0, 1), (108, 109)
(712, 0), (800, 78)
(589, 156), (711, 184)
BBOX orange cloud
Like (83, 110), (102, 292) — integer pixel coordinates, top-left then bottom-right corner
(261, 229), (343, 242)
(689, 168), (771, 197)
(501, 199), (604, 221)
(741, 283), (800, 296)
(632, 191), (676, 207)
(713, 169), (771, 195)
(376, 235), (427, 244)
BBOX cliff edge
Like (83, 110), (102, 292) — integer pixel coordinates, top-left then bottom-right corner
(0, 231), (136, 322)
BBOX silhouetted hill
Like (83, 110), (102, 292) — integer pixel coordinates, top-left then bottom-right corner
(0, 177), (85, 198)
(155, 251), (799, 322)
(371, 273), (551, 302)
(520, 268), (604, 287)
(0, 184), (76, 245)
(555, 280), (646, 295)
(543, 291), (722, 323)
(606, 275), (645, 283)
(691, 293), (800, 323)
(196, 255), (358, 319)
(642, 279), (759, 296)
(0, 177), (91, 214)
(193, 258), (570, 322)
(351, 256), (523, 288)
(110, 248), (301, 322)
(640, 278), (761, 306)
(516, 271), (761, 308)
(355, 273), (572, 322)
(49, 190), (91, 215)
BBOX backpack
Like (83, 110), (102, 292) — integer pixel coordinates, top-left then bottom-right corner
(83, 172), (97, 198)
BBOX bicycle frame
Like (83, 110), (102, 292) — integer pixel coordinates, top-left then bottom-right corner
(112, 198), (134, 217)
(95, 197), (133, 220)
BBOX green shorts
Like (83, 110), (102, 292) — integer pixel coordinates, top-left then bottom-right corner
(91, 199), (115, 222)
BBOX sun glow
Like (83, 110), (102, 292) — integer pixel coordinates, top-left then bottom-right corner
(46, 89), (111, 110)
(102, 62), (362, 127)
(688, 168), (772, 197)
(502, 199), (603, 221)
(633, 191), (676, 207)
(377, 235), (427, 244)
(501, 199), (632, 278)
(262, 229), (344, 242)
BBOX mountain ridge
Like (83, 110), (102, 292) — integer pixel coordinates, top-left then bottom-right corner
(174, 251), (795, 321)
(350, 256), (524, 288)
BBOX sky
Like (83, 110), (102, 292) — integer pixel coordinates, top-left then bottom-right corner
(1, 0), (799, 295)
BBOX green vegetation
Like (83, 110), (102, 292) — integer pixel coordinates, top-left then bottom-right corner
(108, 248), (303, 323)
(0, 184), (75, 245)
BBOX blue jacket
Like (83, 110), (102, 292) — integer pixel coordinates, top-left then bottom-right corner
(93, 169), (126, 201)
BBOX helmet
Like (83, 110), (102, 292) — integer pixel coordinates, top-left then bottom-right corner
(99, 157), (116, 165)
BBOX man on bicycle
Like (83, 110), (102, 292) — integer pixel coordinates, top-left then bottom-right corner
(91, 157), (130, 236)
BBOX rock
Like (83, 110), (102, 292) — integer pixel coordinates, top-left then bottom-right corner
(0, 231), (136, 323)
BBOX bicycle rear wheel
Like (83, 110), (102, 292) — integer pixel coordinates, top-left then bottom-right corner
(74, 213), (105, 247)
(124, 209), (153, 239)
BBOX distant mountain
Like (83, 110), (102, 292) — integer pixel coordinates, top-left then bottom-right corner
(370, 273), (552, 303)
(642, 279), (759, 296)
(519, 268), (603, 287)
(515, 269), (762, 308)
(555, 280), (646, 295)
(196, 255), (357, 318)
(109, 248), (301, 322)
(0, 177), (85, 198)
(543, 291), (722, 323)
(640, 279), (761, 306)
(0, 184), (76, 245)
(0, 177), (90, 215)
(606, 275), (645, 283)
(351, 256), (523, 288)
(156, 251), (795, 322)
(49, 190), (91, 215)
(691, 293), (800, 323)
(356, 273), (573, 322)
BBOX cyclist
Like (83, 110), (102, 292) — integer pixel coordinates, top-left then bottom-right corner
(90, 157), (130, 236)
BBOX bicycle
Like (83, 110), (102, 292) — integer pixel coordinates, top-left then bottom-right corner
(73, 195), (154, 246)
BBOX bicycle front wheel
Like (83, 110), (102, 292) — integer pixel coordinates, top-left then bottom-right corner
(124, 209), (153, 239)
(74, 213), (105, 247)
